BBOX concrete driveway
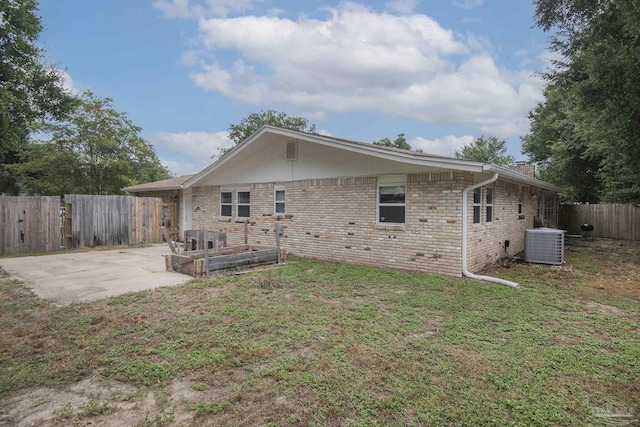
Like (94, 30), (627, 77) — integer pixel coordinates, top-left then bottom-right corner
(0, 245), (190, 305)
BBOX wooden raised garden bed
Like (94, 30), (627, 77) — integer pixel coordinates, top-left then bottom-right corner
(166, 245), (280, 278)
(165, 224), (285, 277)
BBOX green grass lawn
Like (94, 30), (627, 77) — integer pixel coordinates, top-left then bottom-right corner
(1, 240), (638, 426)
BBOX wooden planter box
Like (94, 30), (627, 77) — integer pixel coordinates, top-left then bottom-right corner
(165, 245), (280, 277)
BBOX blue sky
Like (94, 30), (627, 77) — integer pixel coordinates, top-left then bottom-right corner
(39, 0), (555, 176)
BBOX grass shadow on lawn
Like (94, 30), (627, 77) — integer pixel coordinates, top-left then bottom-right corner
(0, 238), (638, 426)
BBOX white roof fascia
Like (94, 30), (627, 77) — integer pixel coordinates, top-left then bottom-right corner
(123, 184), (183, 192)
(184, 125), (488, 188)
(484, 164), (565, 193)
(184, 126), (273, 188)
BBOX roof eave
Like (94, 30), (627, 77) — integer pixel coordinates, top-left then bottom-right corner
(182, 126), (564, 193)
(184, 125), (489, 187)
(484, 165), (565, 193)
(123, 184), (183, 192)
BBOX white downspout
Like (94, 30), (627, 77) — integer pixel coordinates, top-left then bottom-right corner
(462, 172), (520, 289)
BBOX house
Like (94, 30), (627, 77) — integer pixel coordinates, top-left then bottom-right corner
(125, 125), (563, 277)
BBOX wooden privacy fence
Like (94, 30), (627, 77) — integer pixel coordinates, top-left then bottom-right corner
(0, 196), (61, 256)
(559, 204), (640, 241)
(64, 195), (162, 248)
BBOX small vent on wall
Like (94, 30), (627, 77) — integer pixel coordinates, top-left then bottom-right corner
(286, 140), (298, 161)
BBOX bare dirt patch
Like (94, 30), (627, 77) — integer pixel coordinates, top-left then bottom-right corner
(481, 238), (640, 301)
(0, 376), (250, 427)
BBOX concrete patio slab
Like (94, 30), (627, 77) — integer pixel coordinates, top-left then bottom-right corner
(0, 245), (190, 305)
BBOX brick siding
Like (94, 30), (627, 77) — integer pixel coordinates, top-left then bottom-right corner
(189, 174), (557, 276)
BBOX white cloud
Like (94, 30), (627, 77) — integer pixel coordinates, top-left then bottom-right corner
(181, 50), (202, 66)
(154, 0), (262, 19)
(154, 0), (191, 18)
(409, 135), (474, 157)
(385, 0), (418, 14)
(452, 0), (484, 9)
(539, 49), (565, 73)
(58, 69), (80, 95)
(168, 2), (545, 138)
(161, 159), (200, 176)
(148, 131), (234, 175)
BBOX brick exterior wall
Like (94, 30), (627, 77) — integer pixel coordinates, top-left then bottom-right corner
(465, 181), (558, 272)
(190, 173), (465, 275)
(506, 162), (536, 178)
(189, 174), (558, 276)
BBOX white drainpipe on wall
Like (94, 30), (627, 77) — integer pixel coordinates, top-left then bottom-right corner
(461, 171), (520, 289)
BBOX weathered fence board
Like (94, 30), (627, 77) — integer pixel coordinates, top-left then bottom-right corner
(65, 195), (162, 248)
(0, 196), (61, 256)
(130, 196), (162, 245)
(559, 204), (640, 241)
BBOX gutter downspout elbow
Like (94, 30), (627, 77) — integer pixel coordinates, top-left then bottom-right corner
(462, 172), (520, 289)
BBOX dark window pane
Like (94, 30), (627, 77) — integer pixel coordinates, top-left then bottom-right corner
(379, 186), (405, 204)
(221, 205), (232, 217)
(473, 206), (481, 224)
(221, 192), (232, 204)
(473, 187), (481, 204)
(379, 206), (405, 223)
(486, 206), (493, 222)
(275, 190), (285, 202)
(238, 191), (250, 204)
(486, 188), (493, 204)
(275, 202), (285, 214)
(238, 205), (250, 218)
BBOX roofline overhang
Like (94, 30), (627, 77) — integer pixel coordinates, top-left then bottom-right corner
(182, 125), (565, 194)
(123, 184), (184, 192)
(484, 164), (565, 193)
(184, 125), (488, 188)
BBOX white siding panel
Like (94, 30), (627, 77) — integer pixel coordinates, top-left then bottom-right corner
(198, 134), (442, 186)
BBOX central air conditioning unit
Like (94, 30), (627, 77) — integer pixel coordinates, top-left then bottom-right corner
(524, 228), (565, 265)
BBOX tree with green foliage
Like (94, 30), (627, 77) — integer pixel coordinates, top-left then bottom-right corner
(14, 92), (170, 195)
(0, 0), (77, 194)
(455, 135), (515, 166)
(372, 133), (412, 150)
(523, 0), (640, 202)
(522, 83), (602, 202)
(227, 109), (316, 145)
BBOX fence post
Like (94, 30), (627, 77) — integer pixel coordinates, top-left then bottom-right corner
(275, 223), (281, 264)
(203, 226), (209, 277)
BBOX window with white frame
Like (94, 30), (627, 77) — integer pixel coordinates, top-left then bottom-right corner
(237, 191), (250, 218)
(220, 191), (232, 217)
(275, 189), (285, 215)
(485, 187), (494, 223)
(473, 187), (482, 224)
(378, 183), (405, 224)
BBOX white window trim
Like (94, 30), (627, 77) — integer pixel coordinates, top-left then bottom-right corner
(274, 187), (285, 216)
(377, 175), (407, 226)
(472, 187), (482, 225)
(485, 186), (494, 224)
(236, 189), (251, 218)
(220, 190), (232, 217)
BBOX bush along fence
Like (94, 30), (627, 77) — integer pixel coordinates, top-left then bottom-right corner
(0, 195), (163, 256)
(559, 203), (640, 241)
